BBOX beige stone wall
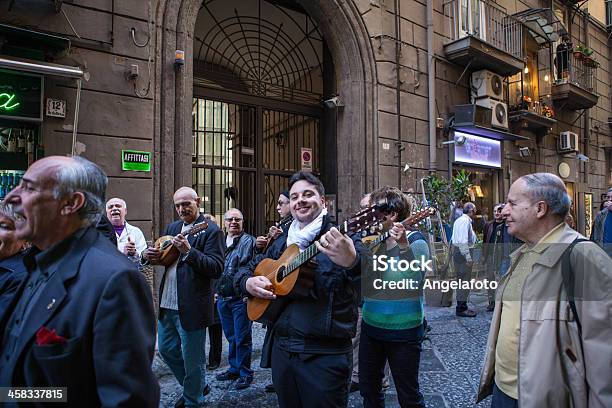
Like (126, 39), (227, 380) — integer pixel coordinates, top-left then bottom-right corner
(0, 0), (157, 239)
(354, 0), (612, 233)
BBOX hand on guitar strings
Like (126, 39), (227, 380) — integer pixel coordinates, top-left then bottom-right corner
(255, 236), (269, 250)
(387, 222), (408, 251)
(172, 234), (191, 254)
(143, 246), (161, 264)
(246, 276), (276, 299)
(269, 225), (283, 239)
(315, 227), (357, 268)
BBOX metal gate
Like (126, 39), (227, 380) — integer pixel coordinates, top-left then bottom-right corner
(192, 96), (319, 235)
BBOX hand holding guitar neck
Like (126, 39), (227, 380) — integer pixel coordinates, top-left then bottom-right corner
(315, 227), (357, 268)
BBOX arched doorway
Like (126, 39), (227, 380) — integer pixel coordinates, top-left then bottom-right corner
(154, 0), (377, 234)
(191, 0), (327, 234)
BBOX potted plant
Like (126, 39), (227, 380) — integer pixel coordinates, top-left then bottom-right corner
(573, 44), (584, 60)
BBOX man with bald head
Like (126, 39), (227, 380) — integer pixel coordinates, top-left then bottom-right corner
(477, 173), (612, 408)
(0, 156), (159, 406)
(143, 186), (224, 408)
(106, 197), (147, 258)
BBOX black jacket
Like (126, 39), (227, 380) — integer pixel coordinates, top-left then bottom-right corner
(217, 233), (256, 298)
(0, 252), (27, 325)
(0, 227), (158, 406)
(235, 215), (363, 354)
(159, 215), (224, 330)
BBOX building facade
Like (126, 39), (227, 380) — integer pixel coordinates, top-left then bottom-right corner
(1, 0), (610, 238)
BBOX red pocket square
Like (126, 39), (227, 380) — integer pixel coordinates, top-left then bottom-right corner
(36, 327), (67, 346)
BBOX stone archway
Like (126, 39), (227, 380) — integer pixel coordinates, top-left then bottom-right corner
(153, 0), (377, 231)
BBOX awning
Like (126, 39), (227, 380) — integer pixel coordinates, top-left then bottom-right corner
(0, 23), (71, 59)
(512, 8), (566, 45)
(452, 124), (529, 141)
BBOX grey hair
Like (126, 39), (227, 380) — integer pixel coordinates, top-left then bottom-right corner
(224, 208), (244, 219)
(106, 197), (127, 209)
(463, 202), (476, 214)
(0, 202), (16, 218)
(519, 173), (571, 217)
(53, 156), (108, 225)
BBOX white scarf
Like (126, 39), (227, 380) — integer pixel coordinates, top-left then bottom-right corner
(287, 208), (327, 252)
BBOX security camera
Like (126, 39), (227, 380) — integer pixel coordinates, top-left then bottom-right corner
(576, 153), (590, 162)
(322, 96), (343, 109)
(455, 133), (466, 146)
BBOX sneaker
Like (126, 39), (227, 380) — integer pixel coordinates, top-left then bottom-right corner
(456, 309), (477, 317)
(216, 370), (240, 381)
(264, 383), (276, 393)
(174, 384), (210, 408)
(234, 376), (253, 390)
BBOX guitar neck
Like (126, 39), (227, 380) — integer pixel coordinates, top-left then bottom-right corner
(368, 212), (429, 248)
(282, 219), (351, 279)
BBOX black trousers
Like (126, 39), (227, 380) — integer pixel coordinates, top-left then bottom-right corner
(359, 329), (424, 408)
(271, 345), (351, 408)
(207, 323), (222, 366)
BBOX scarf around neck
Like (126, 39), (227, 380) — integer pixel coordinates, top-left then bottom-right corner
(287, 208), (327, 252)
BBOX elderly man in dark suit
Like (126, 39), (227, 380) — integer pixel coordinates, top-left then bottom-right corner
(143, 186), (224, 408)
(0, 156), (158, 407)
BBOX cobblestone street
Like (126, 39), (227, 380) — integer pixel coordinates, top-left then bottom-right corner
(155, 291), (493, 408)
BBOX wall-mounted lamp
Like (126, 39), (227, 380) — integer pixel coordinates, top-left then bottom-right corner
(175, 50), (185, 67)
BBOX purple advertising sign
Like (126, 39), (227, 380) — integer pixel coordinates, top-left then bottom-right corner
(453, 132), (501, 168)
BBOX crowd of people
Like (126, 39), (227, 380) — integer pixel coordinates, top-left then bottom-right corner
(0, 155), (610, 408)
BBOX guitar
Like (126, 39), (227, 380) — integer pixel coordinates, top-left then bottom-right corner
(361, 207), (436, 249)
(247, 203), (386, 324)
(154, 222), (209, 267)
(261, 214), (294, 252)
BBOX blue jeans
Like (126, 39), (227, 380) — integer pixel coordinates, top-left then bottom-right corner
(158, 309), (207, 407)
(218, 297), (253, 378)
(491, 382), (518, 408)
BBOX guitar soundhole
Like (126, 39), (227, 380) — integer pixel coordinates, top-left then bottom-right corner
(276, 266), (286, 282)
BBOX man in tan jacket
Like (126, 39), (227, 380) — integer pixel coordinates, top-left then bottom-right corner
(476, 173), (612, 408)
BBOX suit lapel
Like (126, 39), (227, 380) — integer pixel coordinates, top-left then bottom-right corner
(12, 229), (96, 360)
(186, 215), (205, 247)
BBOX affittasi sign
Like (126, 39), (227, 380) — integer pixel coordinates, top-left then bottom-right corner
(122, 150), (151, 172)
(0, 69), (43, 121)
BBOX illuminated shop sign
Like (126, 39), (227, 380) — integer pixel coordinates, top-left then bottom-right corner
(0, 69), (43, 122)
(453, 131), (501, 168)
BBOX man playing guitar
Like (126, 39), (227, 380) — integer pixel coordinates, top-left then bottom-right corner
(255, 190), (292, 252)
(235, 172), (363, 408)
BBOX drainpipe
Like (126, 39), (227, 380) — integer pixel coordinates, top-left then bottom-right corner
(427, 0), (437, 174)
(394, 0), (403, 187)
(583, 10), (590, 182)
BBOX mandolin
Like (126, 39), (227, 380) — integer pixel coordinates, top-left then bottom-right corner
(261, 214), (294, 252)
(154, 222), (209, 267)
(361, 207), (436, 249)
(247, 203), (386, 324)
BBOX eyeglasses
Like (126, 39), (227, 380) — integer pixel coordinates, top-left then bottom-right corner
(224, 217), (243, 222)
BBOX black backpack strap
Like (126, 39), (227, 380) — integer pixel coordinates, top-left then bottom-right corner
(561, 238), (589, 336)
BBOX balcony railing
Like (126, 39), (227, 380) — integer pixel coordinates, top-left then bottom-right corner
(554, 52), (596, 94)
(444, 0), (522, 59)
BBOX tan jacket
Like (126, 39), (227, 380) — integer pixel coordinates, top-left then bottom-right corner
(477, 224), (612, 407)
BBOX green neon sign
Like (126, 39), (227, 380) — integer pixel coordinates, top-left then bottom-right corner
(0, 93), (20, 111)
(0, 69), (43, 121)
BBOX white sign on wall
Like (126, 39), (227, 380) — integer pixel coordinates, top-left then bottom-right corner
(46, 98), (66, 118)
(301, 147), (313, 172)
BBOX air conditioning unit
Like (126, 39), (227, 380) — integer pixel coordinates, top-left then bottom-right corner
(558, 131), (579, 153)
(471, 69), (504, 100)
(475, 98), (508, 129)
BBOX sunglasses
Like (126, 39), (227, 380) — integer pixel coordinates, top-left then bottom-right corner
(225, 217), (243, 222)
